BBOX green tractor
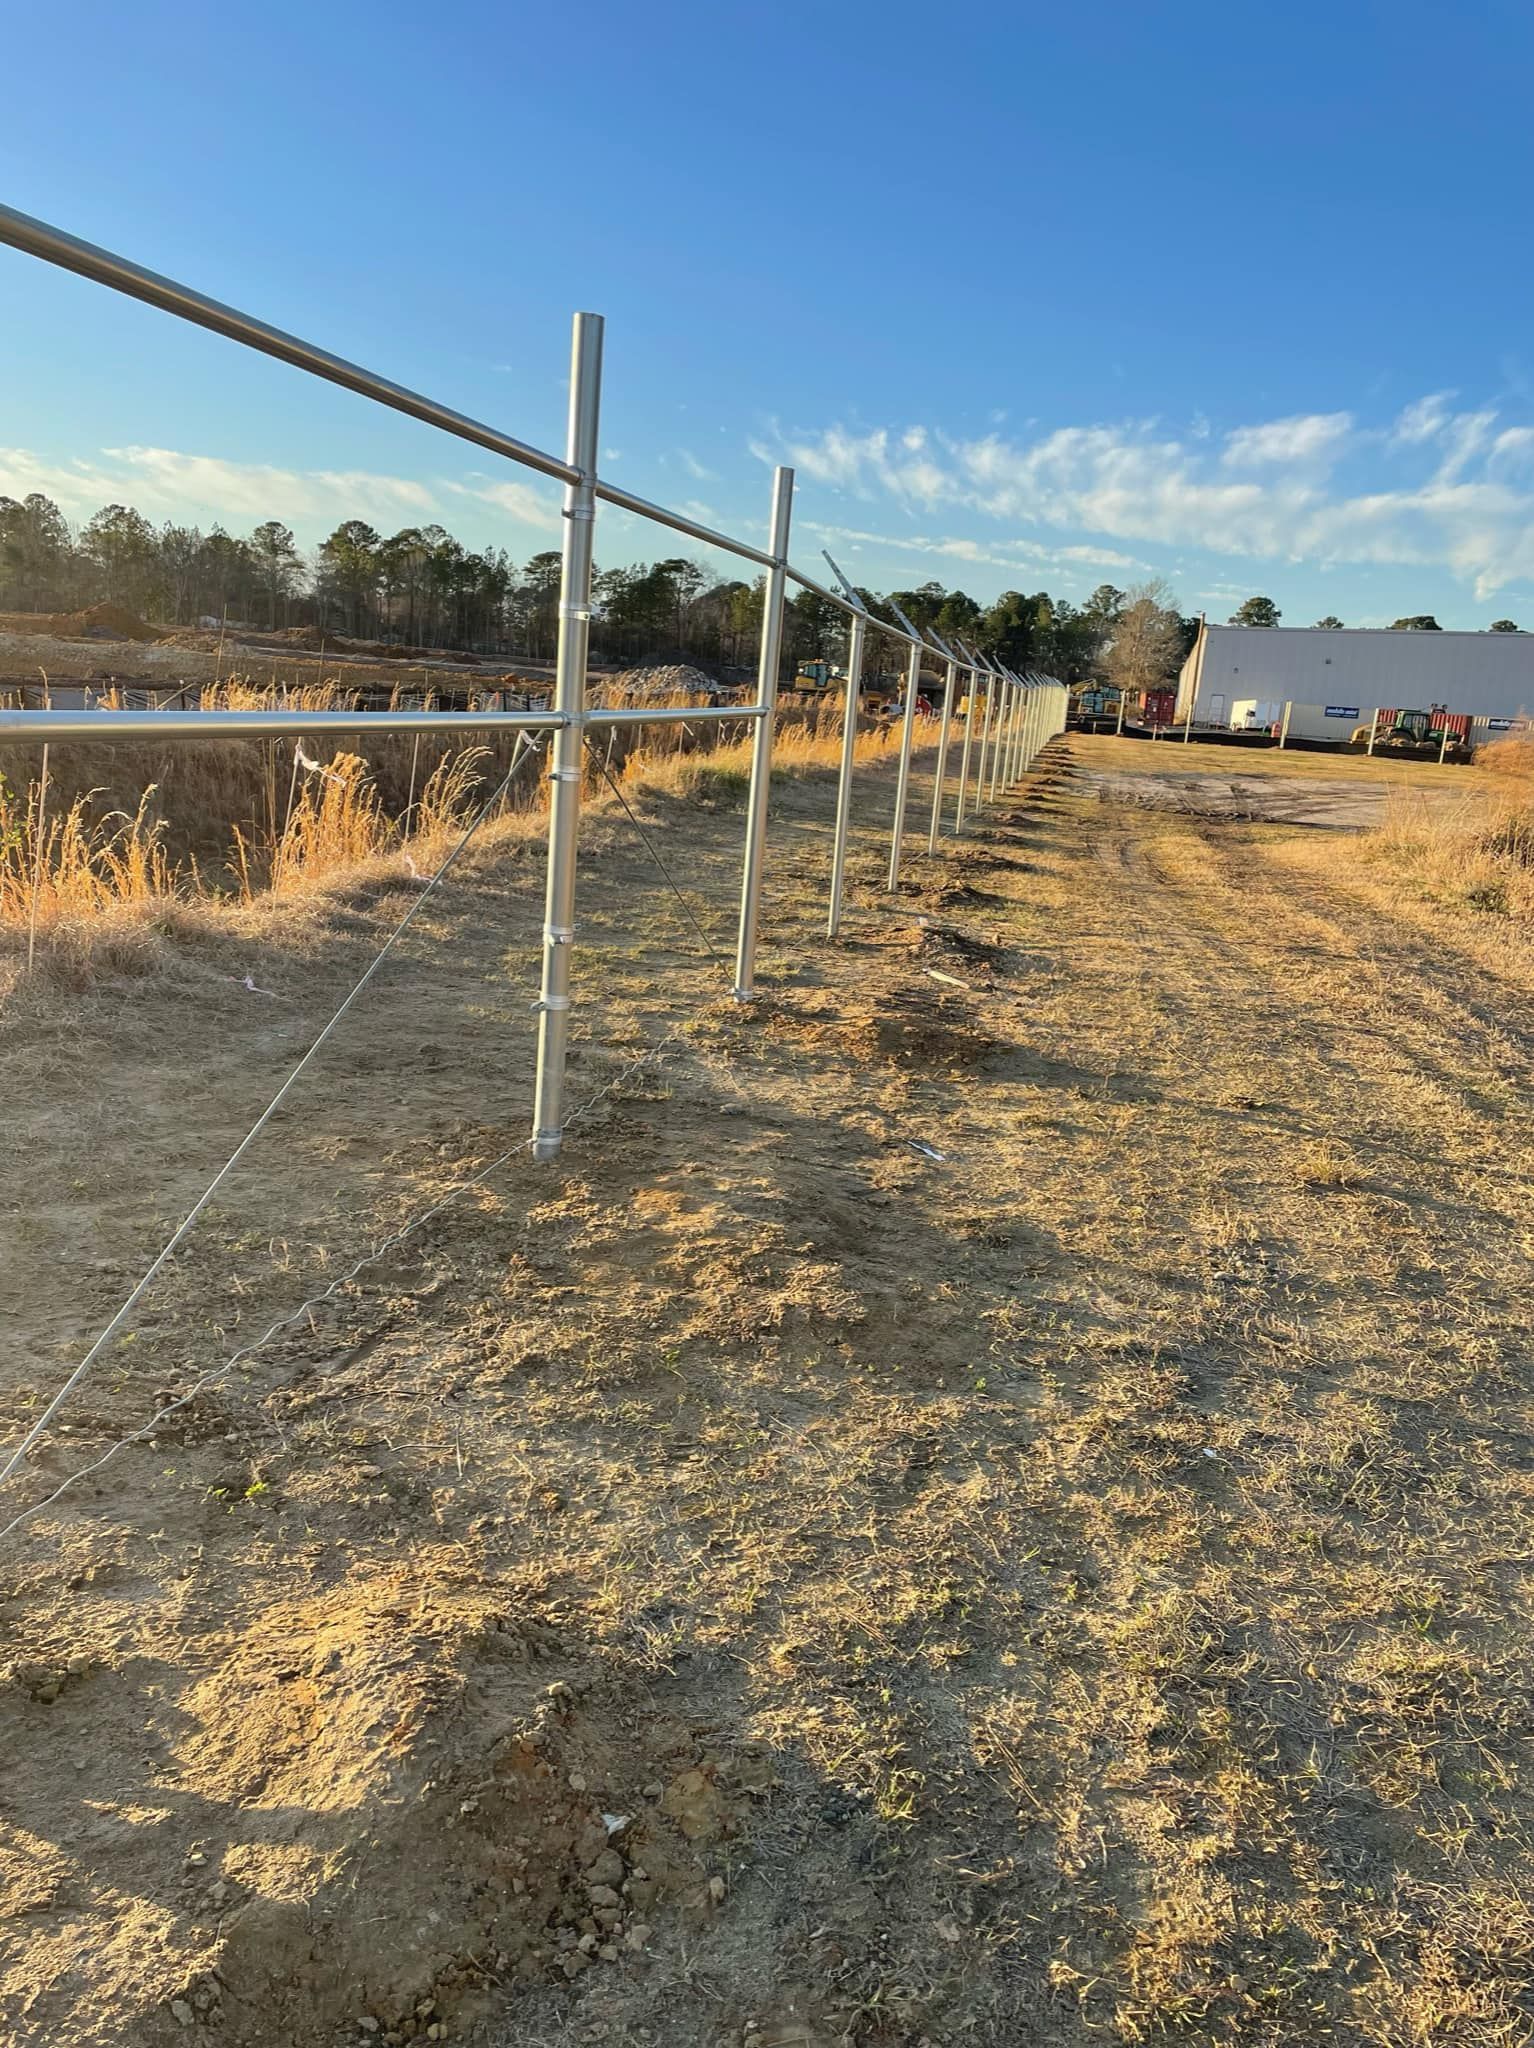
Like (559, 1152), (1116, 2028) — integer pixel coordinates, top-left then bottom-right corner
(1351, 708), (1471, 762)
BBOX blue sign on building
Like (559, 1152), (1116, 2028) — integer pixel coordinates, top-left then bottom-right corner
(1324, 705), (1360, 718)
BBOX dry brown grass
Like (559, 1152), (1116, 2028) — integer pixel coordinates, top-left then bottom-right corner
(0, 776), (178, 921)
(0, 684), (915, 995)
(3, 735), (1534, 2045)
(1363, 735), (1534, 917)
(621, 700), (904, 807)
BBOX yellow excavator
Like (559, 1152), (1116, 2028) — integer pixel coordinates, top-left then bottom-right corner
(792, 660), (845, 695)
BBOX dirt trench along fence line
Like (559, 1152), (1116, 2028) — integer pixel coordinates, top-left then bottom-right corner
(0, 203), (1067, 1159)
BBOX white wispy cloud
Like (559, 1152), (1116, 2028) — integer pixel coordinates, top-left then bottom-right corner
(676, 448), (716, 481)
(0, 443), (561, 539)
(103, 447), (437, 520)
(1221, 413), (1352, 467)
(805, 521), (1149, 577)
(757, 391), (1534, 599)
(1391, 393), (1454, 446)
(444, 475), (561, 527)
(0, 444), (436, 526)
(748, 425), (949, 506)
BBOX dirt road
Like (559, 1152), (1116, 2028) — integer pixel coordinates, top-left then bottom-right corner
(3, 737), (1534, 2046)
(1081, 736), (1478, 829)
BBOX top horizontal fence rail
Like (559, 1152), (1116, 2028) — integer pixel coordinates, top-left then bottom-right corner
(0, 703), (769, 742)
(0, 202), (1068, 1160)
(0, 203), (954, 646)
(0, 207), (582, 488)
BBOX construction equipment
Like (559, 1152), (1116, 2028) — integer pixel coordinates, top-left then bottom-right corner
(1069, 684), (1122, 731)
(1351, 708), (1472, 761)
(792, 659), (844, 695)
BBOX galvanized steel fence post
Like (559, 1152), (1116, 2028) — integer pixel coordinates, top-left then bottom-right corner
(732, 465), (794, 998)
(827, 609), (866, 937)
(927, 657), (958, 852)
(953, 661), (980, 832)
(989, 675), (1009, 800)
(886, 641), (922, 891)
(975, 669), (997, 812)
(531, 311), (604, 1163)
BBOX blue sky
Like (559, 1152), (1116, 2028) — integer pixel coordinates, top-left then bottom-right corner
(5, 0), (1534, 626)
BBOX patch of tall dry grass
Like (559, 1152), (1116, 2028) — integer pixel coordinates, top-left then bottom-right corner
(619, 699), (905, 806)
(0, 776), (178, 921)
(1365, 733), (1534, 917)
(0, 678), (916, 985)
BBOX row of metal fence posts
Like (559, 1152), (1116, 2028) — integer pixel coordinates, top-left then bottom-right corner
(532, 315), (1066, 1156)
(0, 224), (1066, 1162)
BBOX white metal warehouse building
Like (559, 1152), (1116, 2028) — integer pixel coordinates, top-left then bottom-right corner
(1175, 624), (1534, 743)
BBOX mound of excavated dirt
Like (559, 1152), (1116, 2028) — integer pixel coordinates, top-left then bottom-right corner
(600, 664), (718, 701)
(0, 602), (164, 643)
(255, 627), (483, 665)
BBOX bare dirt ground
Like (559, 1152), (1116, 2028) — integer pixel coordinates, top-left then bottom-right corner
(0, 625), (545, 699)
(1083, 736), (1479, 829)
(4, 736), (1534, 2047)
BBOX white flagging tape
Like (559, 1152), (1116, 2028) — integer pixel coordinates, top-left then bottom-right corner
(294, 746), (349, 785)
(0, 736), (538, 1496)
(0, 1016), (686, 1546)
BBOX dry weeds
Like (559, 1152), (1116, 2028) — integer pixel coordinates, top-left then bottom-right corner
(0, 688), (894, 998)
(1359, 734), (1534, 921)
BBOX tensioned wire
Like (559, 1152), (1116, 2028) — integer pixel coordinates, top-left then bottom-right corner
(0, 1018), (689, 1546)
(0, 733), (542, 1496)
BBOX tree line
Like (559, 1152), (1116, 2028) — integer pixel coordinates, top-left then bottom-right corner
(0, 486), (1208, 683)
